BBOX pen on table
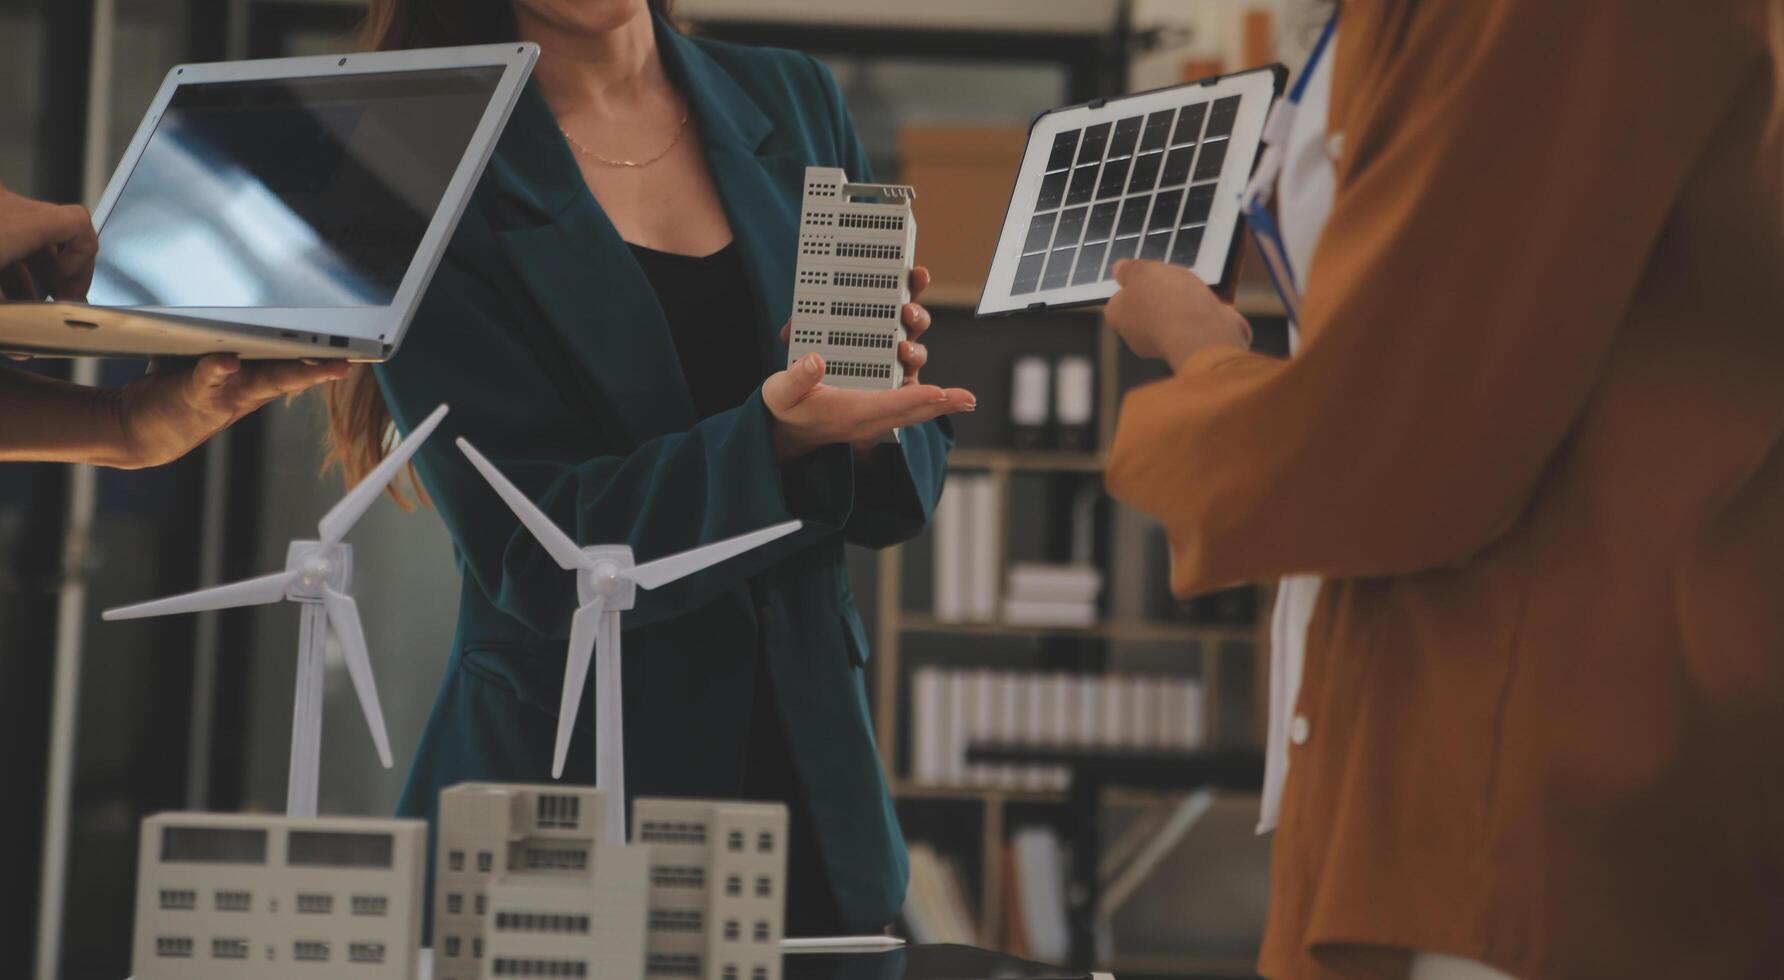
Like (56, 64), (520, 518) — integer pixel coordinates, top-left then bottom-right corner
(781, 936), (908, 952)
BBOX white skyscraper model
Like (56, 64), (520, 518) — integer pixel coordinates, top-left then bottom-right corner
(633, 798), (789, 980)
(786, 166), (917, 391)
(455, 439), (802, 841)
(435, 783), (649, 980)
(434, 783), (790, 980)
(103, 404), (450, 818)
(132, 811), (426, 978)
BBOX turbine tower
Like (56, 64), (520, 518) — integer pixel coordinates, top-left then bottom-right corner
(104, 404), (450, 818)
(456, 437), (802, 842)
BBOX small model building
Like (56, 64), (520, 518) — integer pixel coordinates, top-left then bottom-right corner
(634, 798), (789, 980)
(437, 783), (790, 980)
(131, 811), (426, 979)
(436, 783), (637, 980)
(787, 166), (917, 391)
(484, 844), (651, 979)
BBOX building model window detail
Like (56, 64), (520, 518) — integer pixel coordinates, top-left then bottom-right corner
(211, 937), (249, 959)
(349, 942), (387, 963)
(351, 894), (389, 916)
(639, 820), (707, 845)
(649, 908), (702, 932)
(153, 937), (193, 958)
(651, 865), (704, 888)
(157, 888), (196, 910)
(296, 893), (333, 914)
(293, 940), (330, 962)
(497, 912), (594, 934)
(213, 889), (251, 912)
(537, 793), (582, 829)
(520, 845), (589, 871)
(493, 958), (589, 977)
(647, 952), (703, 977)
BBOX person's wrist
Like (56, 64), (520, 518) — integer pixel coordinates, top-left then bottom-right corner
(1162, 313), (1249, 371)
(770, 418), (818, 463)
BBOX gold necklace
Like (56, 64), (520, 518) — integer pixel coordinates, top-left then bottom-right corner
(559, 109), (690, 169)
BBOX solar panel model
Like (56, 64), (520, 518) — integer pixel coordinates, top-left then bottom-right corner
(976, 64), (1286, 318)
(788, 166), (917, 390)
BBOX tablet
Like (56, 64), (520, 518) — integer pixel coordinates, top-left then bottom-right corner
(975, 65), (1285, 318)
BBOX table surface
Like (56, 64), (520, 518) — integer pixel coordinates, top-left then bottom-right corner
(420, 949), (1114, 980)
(136, 947), (1115, 980)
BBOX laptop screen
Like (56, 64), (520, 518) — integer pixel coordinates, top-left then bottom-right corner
(89, 66), (504, 309)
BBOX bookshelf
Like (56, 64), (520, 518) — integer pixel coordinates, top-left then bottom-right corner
(874, 293), (1281, 961)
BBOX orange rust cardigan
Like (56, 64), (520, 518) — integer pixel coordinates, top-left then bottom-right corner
(1105, 2), (1784, 978)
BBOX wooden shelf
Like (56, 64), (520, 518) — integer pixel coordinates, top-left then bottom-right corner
(891, 781), (1257, 808)
(892, 780), (1068, 803)
(947, 447), (1107, 472)
(899, 614), (1255, 646)
(1107, 950), (1261, 977)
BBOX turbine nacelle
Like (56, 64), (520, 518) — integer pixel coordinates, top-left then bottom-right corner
(579, 546), (637, 611)
(287, 542), (352, 601)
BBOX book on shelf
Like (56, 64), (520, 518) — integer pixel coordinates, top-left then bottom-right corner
(1013, 825), (1072, 965)
(1000, 562), (1103, 628)
(1002, 598), (1097, 628)
(908, 668), (1207, 790)
(966, 476), (1001, 621)
(933, 481), (967, 622)
(1006, 562), (1103, 603)
(931, 473), (1003, 624)
(902, 842), (979, 946)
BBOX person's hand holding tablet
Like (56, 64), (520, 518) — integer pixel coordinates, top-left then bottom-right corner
(1104, 258), (1251, 368)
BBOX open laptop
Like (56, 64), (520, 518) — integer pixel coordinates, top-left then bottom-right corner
(0, 41), (537, 360)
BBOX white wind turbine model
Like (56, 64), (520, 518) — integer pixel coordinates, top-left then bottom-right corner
(456, 437), (802, 842)
(103, 404), (450, 818)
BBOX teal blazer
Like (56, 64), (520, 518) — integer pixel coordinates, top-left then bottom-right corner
(376, 20), (949, 932)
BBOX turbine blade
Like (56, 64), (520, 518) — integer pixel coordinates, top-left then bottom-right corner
(457, 437), (590, 572)
(102, 569), (297, 621)
(552, 599), (603, 780)
(625, 520), (803, 590)
(321, 588), (393, 769)
(318, 403), (448, 547)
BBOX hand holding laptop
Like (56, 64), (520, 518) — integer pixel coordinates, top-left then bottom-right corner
(0, 183), (97, 302)
(0, 185), (348, 467)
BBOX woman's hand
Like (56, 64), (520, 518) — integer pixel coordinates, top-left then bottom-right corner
(763, 353), (974, 461)
(897, 265), (933, 385)
(780, 266), (937, 388)
(1104, 259), (1251, 368)
(108, 355), (350, 468)
(771, 266), (970, 458)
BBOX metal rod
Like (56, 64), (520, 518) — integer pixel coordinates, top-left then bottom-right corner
(287, 603), (327, 818)
(602, 611), (626, 843)
(184, 430), (231, 810)
(34, 3), (114, 976)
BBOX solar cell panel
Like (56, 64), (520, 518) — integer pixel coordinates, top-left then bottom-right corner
(978, 65), (1285, 316)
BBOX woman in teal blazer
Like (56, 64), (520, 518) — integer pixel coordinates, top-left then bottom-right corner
(329, 0), (969, 935)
